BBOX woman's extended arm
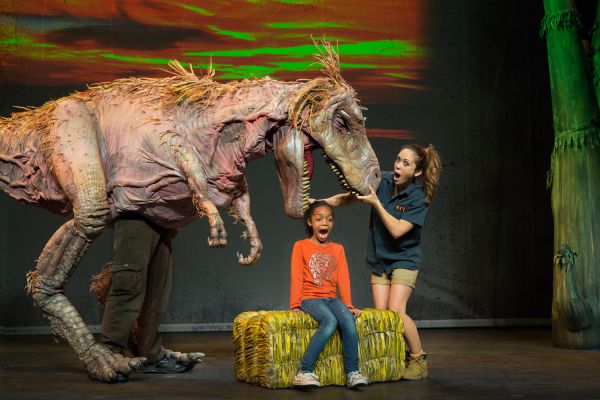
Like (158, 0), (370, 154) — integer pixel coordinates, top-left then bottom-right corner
(313, 192), (358, 207)
(357, 187), (414, 239)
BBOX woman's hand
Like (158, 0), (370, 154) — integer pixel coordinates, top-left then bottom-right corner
(291, 308), (303, 314)
(312, 192), (357, 207)
(350, 308), (362, 317)
(356, 186), (380, 207)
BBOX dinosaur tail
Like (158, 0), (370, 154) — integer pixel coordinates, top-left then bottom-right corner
(90, 263), (113, 306)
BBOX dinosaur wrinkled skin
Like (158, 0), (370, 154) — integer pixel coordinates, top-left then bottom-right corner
(0, 44), (380, 382)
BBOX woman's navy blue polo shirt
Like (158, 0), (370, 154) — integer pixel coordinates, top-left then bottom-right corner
(366, 171), (429, 274)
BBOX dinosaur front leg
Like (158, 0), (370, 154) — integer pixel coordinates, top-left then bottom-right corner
(28, 99), (143, 382)
(168, 132), (227, 247)
(233, 192), (263, 265)
(202, 199), (227, 248)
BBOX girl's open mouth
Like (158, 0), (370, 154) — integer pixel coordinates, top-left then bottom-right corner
(316, 228), (329, 241)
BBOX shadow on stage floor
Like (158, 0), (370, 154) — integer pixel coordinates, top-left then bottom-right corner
(1, 327), (599, 400)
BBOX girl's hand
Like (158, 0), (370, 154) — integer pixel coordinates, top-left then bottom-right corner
(350, 308), (362, 317)
(291, 308), (303, 314)
(356, 186), (380, 207)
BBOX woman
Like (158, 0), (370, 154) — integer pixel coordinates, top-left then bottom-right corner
(323, 144), (441, 380)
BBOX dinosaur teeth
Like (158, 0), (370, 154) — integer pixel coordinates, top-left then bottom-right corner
(324, 153), (358, 196)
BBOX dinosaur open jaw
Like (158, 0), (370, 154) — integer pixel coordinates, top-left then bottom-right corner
(323, 154), (360, 194)
(300, 142), (360, 213)
(302, 157), (311, 212)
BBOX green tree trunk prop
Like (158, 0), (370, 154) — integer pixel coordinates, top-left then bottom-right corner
(541, 0), (600, 348)
(592, 2), (600, 106)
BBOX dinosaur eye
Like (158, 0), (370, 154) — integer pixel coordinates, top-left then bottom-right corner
(334, 113), (350, 134)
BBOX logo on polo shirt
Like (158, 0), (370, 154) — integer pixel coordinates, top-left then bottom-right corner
(395, 204), (407, 212)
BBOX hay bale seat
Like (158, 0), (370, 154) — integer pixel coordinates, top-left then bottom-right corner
(233, 309), (405, 388)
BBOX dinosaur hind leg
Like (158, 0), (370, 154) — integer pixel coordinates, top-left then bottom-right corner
(28, 220), (95, 346)
(28, 220), (141, 382)
(28, 99), (143, 382)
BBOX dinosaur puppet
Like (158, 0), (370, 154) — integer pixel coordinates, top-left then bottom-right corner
(0, 43), (381, 382)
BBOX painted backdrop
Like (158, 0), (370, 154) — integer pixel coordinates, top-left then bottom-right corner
(0, 1), (554, 331)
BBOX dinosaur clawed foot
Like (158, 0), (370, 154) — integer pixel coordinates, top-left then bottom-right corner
(83, 343), (145, 383)
(237, 236), (263, 265)
(162, 348), (205, 371)
(207, 213), (227, 247)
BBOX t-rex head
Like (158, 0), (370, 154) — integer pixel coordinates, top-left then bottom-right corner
(273, 42), (381, 218)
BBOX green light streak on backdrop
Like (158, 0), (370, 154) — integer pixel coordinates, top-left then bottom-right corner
(206, 25), (255, 41)
(265, 21), (345, 29)
(268, 61), (316, 71)
(1, 27), (424, 81)
(1, 38), (31, 45)
(385, 72), (411, 79)
(340, 63), (377, 69)
(184, 40), (423, 58)
(101, 54), (177, 65)
(177, 3), (214, 16)
(217, 69), (277, 80)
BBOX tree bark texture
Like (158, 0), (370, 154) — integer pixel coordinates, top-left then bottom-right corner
(542, 0), (600, 348)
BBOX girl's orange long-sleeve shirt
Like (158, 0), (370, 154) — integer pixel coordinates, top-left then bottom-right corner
(289, 239), (354, 310)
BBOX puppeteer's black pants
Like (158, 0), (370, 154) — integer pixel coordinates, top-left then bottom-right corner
(100, 215), (173, 361)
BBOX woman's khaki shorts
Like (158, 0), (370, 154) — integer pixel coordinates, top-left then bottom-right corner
(371, 268), (419, 288)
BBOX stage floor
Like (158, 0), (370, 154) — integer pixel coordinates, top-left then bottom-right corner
(1, 327), (599, 400)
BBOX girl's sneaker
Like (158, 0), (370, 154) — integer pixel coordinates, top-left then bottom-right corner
(293, 371), (320, 387)
(347, 371), (368, 388)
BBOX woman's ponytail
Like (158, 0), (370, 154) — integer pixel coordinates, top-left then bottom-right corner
(402, 144), (441, 204)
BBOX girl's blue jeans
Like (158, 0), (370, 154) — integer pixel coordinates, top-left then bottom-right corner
(299, 298), (359, 373)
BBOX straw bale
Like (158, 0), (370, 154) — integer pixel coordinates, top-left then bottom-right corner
(233, 308), (405, 388)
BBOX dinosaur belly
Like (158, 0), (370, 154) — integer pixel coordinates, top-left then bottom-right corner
(108, 180), (198, 229)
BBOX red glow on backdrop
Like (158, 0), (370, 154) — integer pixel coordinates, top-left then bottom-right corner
(1, 0), (427, 137)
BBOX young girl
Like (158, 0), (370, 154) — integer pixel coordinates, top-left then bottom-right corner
(290, 201), (368, 389)
(323, 144), (441, 381)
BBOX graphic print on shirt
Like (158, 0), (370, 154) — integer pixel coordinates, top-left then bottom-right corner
(309, 253), (337, 286)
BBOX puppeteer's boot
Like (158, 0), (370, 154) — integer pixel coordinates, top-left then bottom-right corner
(403, 352), (428, 380)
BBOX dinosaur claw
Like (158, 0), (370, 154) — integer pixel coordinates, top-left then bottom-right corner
(162, 349), (205, 371)
(84, 343), (145, 383)
(129, 357), (146, 369)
